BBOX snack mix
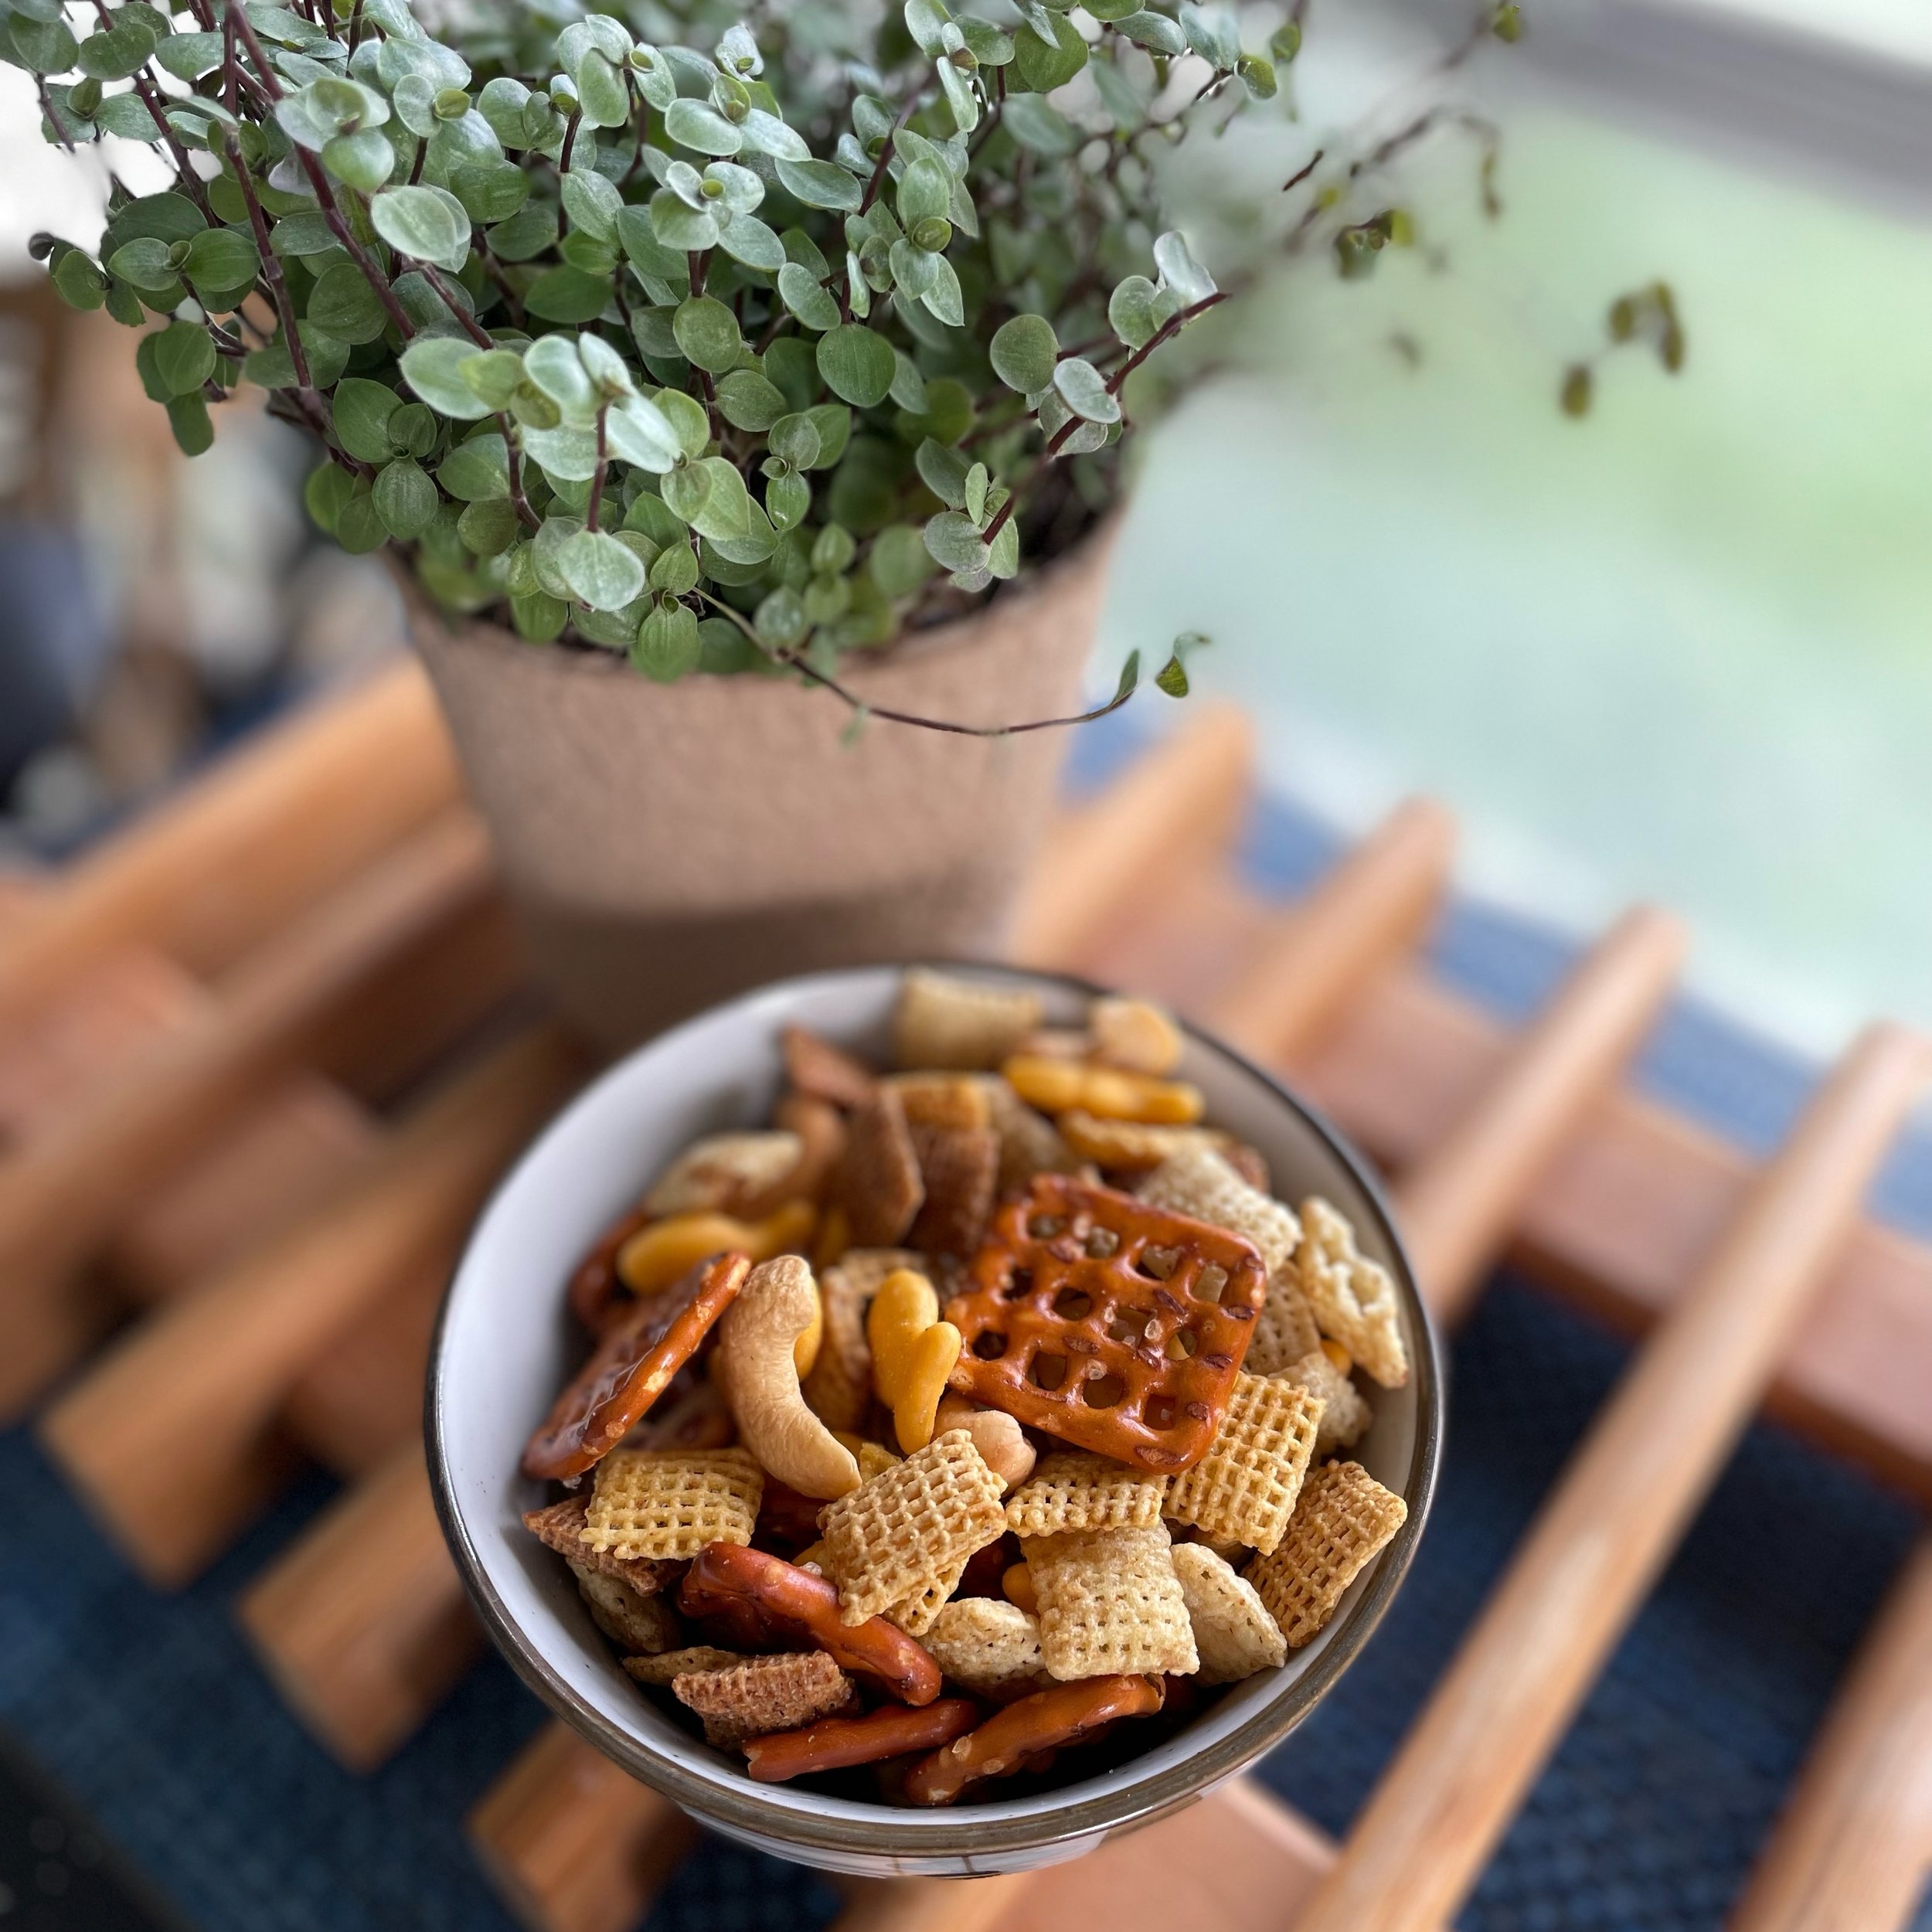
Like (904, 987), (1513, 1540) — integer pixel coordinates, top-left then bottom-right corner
(519, 969), (1410, 1805)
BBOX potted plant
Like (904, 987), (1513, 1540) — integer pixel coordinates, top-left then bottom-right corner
(25, 0), (1677, 1043)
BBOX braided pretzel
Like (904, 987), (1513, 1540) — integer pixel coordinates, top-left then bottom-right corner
(567, 1202), (653, 1333)
(901, 1674), (1166, 1805)
(742, 1698), (982, 1783)
(943, 1176), (1267, 1472)
(522, 1253), (749, 1480)
(677, 1543), (943, 1706)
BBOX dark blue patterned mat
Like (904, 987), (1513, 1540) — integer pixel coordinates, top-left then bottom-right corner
(2, 710), (1927, 1932)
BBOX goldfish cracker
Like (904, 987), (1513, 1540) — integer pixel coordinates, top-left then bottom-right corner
(866, 1268), (963, 1454)
(1320, 1338), (1353, 1375)
(1002, 1561), (1038, 1616)
(813, 1203), (852, 1271)
(1001, 1056), (1203, 1127)
(617, 1199), (818, 1295)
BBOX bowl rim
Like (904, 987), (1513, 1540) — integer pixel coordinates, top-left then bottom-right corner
(426, 960), (1444, 1863)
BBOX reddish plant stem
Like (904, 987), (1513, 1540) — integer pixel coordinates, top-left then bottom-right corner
(415, 261), (494, 348)
(585, 406), (608, 532)
(497, 414), (540, 530)
(558, 107), (582, 177)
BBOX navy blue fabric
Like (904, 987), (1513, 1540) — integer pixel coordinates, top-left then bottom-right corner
(2, 710), (1928, 1931)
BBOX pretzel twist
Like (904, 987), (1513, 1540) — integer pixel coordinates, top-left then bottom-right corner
(677, 1543), (943, 1706)
(742, 1699), (982, 1783)
(901, 1674), (1166, 1805)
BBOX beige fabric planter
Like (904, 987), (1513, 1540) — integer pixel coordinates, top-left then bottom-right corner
(411, 538), (1108, 1049)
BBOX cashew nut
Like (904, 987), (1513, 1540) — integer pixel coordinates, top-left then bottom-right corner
(616, 1199), (817, 1294)
(866, 1268), (962, 1454)
(935, 1393), (1037, 1494)
(716, 1255), (859, 1501)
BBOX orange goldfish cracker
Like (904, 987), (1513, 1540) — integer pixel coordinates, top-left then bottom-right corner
(617, 1200), (817, 1294)
(1002, 1562), (1037, 1616)
(1002, 1056), (1203, 1126)
(1089, 997), (1184, 1076)
(866, 1267), (962, 1454)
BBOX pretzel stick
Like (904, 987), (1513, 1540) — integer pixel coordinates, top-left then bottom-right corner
(236, 1445), (484, 1771)
(1009, 705), (1253, 970)
(1207, 798), (1455, 1061)
(468, 1721), (698, 1932)
(1290, 1022), (1930, 1932)
(37, 1025), (586, 1586)
(1726, 1539), (1932, 1932)
(0, 658), (456, 1036)
(1392, 904), (1685, 1320)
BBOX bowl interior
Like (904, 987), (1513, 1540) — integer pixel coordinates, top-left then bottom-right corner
(429, 964), (1439, 1872)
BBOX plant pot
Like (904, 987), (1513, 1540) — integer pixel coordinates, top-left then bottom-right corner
(410, 534), (1108, 1049)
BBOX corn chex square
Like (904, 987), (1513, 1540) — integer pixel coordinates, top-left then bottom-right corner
(581, 1447), (764, 1561)
(1005, 1452), (1168, 1538)
(1247, 1459), (1407, 1648)
(1024, 1522), (1198, 1680)
(1170, 1543), (1287, 1683)
(1164, 1372), (1322, 1556)
(893, 969), (1043, 1071)
(922, 1598), (1052, 1700)
(1139, 1145), (1301, 1277)
(1296, 1197), (1409, 1388)
(672, 1650), (854, 1748)
(1275, 1348), (1373, 1458)
(818, 1428), (1007, 1626)
(1243, 1270), (1323, 1379)
(883, 1546), (974, 1637)
(623, 1646), (744, 1685)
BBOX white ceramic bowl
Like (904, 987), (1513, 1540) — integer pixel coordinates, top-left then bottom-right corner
(428, 964), (1441, 1877)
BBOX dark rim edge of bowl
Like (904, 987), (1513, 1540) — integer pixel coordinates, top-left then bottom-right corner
(425, 959), (1445, 1865)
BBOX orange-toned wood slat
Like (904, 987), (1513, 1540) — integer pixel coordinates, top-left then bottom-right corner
(838, 1873), (1034, 1932)
(1206, 798), (1456, 1062)
(1393, 906), (1685, 1319)
(1009, 706), (1254, 971)
(468, 1723), (699, 1932)
(1290, 1023), (1931, 1932)
(1292, 967), (1932, 1500)
(0, 813), (496, 1421)
(0, 658), (457, 1035)
(236, 1445), (484, 1772)
(37, 1025), (587, 1586)
(1727, 1539), (1932, 1932)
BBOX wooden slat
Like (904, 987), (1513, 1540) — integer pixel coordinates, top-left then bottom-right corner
(37, 1026), (586, 1586)
(1289, 1024), (1930, 1932)
(1727, 1539), (1932, 1932)
(1292, 968), (1932, 1499)
(1008, 706), (1254, 971)
(468, 1723), (699, 1932)
(0, 658), (457, 1033)
(1207, 798), (1456, 1061)
(236, 1446), (483, 1772)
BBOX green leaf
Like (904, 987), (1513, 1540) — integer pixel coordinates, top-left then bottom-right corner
(990, 314), (1058, 393)
(77, 18), (158, 80)
(764, 467), (809, 531)
(332, 377), (401, 462)
(1112, 648), (1141, 705)
(915, 437), (970, 509)
(489, 202), (559, 262)
(1013, 14), (1087, 90)
(999, 93), (1077, 155)
(648, 541), (700, 594)
(308, 260), (388, 345)
(524, 267), (611, 324)
(9, 15), (78, 73)
(438, 430), (510, 500)
(1153, 230), (1216, 304)
(458, 498), (521, 556)
(651, 387), (713, 458)
(153, 321), (216, 398)
(321, 128), (397, 195)
(717, 213), (785, 272)
(665, 97), (743, 155)
(523, 334), (598, 425)
(451, 162), (526, 224)
(1113, 8), (1186, 51)
(716, 369), (788, 432)
(155, 29), (223, 79)
(373, 457), (439, 539)
(769, 413), (821, 468)
(777, 263), (839, 332)
(561, 168), (622, 243)
(869, 523), (934, 598)
(776, 158), (862, 213)
(1236, 53), (1277, 97)
(605, 395), (683, 472)
(631, 597), (701, 680)
(457, 348), (526, 411)
(166, 393), (213, 457)
(1107, 274), (1172, 351)
(511, 591), (568, 641)
(52, 251), (107, 311)
(1179, 2), (1239, 66)
(182, 229), (259, 299)
(683, 456), (753, 541)
(400, 336), (496, 419)
(923, 509), (988, 574)
(896, 157), (951, 230)
(94, 92), (164, 140)
(1155, 631), (1209, 697)
(369, 185), (471, 272)
(1053, 356), (1121, 423)
(304, 461), (356, 534)
(804, 402), (851, 468)
(107, 238), (180, 294)
(816, 325), (895, 407)
(753, 584), (808, 648)
(556, 528), (647, 610)
(672, 296), (743, 375)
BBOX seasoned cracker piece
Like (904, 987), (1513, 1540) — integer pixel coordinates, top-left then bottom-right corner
(1056, 1112), (1230, 1173)
(893, 969), (1043, 1071)
(1243, 1270), (1323, 1379)
(1090, 997), (1184, 1076)
(570, 1562), (682, 1655)
(885, 1073), (995, 1133)
(1005, 1452), (1168, 1538)
(1139, 1145), (1301, 1277)
(855, 1440), (901, 1482)
(582, 1447), (764, 1561)
(644, 1131), (804, 1217)
(1164, 1372), (1322, 1556)
(522, 1494), (681, 1592)
(884, 1546), (973, 1638)
(1025, 1522), (1198, 1680)
(1274, 1347), (1373, 1458)
(819, 1429), (1008, 1626)
(1247, 1460), (1407, 1648)
(801, 1247), (921, 1433)
(672, 1650), (855, 1748)
(906, 1121), (999, 1260)
(623, 1645), (745, 1685)
(923, 1598), (1052, 1700)
(1170, 1543), (1287, 1683)
(837, 1086), (925, 1248)
(1295, 1197), (1408, 1389)
(984, 1077), (1078, 1195)
(783, 1026), (877, 1110)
